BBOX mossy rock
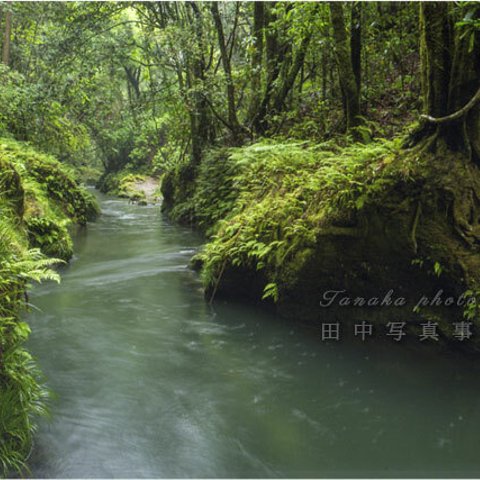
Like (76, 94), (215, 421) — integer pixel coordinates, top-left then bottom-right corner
(129, 190), (146, 202)
(26, 216), (73, 261)
(98, 170), (155, 205)
(161, 160), (198, 224)
(175, 139), (480, 352)
(1, 137), (99, 260)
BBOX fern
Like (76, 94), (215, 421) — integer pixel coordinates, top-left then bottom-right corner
(196, 139), (406, 301)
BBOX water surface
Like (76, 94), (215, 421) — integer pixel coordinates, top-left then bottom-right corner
(27, 194), (480, 478)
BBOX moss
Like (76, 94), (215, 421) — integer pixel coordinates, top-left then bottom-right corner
(98, 172), (146, 194)
(20, 154), (98, 226)
(161, 160), (198, 224)
(25, 217), (73, 261)
(0, 137), (99, 262)
(97, 170), (156, 205)
(0, 137), (101, 474)
(165, 137), (480, 351)
(0, 137), (92, 475)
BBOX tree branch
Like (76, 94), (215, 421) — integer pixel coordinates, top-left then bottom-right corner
(202, 94), (235, 131)
(420, 86), (480, 124)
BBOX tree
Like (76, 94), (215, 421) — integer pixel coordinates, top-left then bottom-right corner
(350, 2), (362, 93)
(252, 3), (311, 135)
(271, 33), (310, 116)
(416, 2), (480, 160)
(252, 1), (282, 135)
(210, 2), (243, 144)
(2, 8), (12, 66)
(329, 2), (361, 131)
(248, 2), (264, 125)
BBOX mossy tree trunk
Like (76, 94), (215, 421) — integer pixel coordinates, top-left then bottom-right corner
(252, 2), (283, 135)
(350, 2), (362, 94)
(419, 3), (451, 118)
(416, 3), (480, 160)
(248, 2), (265, 126)
(329, 2), (361, 131)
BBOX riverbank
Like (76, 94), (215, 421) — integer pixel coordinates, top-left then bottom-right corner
(97, 172), (161, 205)
(0, 137), (99, 475)
(161, 138), (480, 352)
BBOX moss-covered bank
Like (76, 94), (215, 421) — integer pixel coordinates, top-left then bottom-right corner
(1, 138), (100, 261)
(162, 138), (480, 352)
(0, 137), (99, 475)
(97, 171), (161, 205)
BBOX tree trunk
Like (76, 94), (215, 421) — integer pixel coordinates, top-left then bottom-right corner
(350, 2), (362, 94)
(414, 3), (480, 160)
(253, 2), (283, 135)
(188, 2), (211, 165)
(248, 1), (264, 125)
(420, 3), (451, 118)
(210, 2), (242, 144)
(2, 10), (12, 66)
(321, 50), (327, 102)
(329, 2), (361, 131)
(272, 35), (310, 114)
(124, 66), (141, 99)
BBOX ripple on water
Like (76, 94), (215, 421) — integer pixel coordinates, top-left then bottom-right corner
(26, 193), (480, 478)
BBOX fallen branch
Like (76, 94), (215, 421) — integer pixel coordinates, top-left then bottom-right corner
(209, 257), (227, 305)
(420, 86), (480, 124)
(209, 227), (243, 305)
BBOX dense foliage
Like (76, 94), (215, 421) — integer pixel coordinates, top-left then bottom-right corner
(0, 0), (480, 473)
(0, 2), (426, 180)
(193, 140), (401, 295)
(0, 137), (98, 475)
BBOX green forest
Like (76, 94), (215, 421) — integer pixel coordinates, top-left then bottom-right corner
(1, 1), (480, 477)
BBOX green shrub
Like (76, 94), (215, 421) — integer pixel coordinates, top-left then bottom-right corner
(26, 217), (73, 261)
(0, 242), (60, 476)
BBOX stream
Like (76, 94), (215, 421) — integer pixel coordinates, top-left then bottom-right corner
(26, 193), (480, 478)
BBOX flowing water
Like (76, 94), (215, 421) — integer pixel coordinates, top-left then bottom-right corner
(26, 193), (480, 478)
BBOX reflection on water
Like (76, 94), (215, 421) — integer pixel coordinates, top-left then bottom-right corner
(26, 195), (480, 478)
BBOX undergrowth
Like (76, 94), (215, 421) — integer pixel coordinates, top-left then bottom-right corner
(0, 138), (99, 260)
(181, 138), (431, 300)
(0, 137), (98, 475)
(0, 203), (58, 476)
